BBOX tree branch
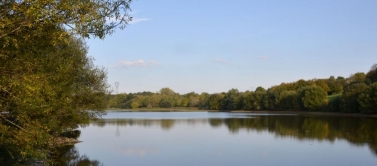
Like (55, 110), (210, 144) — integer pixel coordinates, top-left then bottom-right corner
(0, 114), (32, 134)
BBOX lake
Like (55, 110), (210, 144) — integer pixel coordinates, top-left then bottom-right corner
(57, 111), (377, 166)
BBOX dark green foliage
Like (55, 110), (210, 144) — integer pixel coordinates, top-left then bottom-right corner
(348, 72), (366, 83)
(255, 86), (266, 93)
(254, 91), (267, 110)
(340, 83), (369, 112)
(221, 89), (243, 110)
(160, 100), (172, 108)
(0, 0), (135, 163)
(366, 64), (377, 83)
(325, 94), (341, 112)
(358, 83), (377, 113)
(279, 90), (299, 110)
(297, 85), (328, 111)
(207, 94), (224, 110)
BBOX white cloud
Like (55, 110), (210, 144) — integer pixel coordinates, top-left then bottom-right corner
(129, 18), (151, 24)
(110, 59), (160, 68)
(214, 58), (226, 63)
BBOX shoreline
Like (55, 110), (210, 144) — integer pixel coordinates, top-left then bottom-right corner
(106, 108), (377, 118)
(229, 110), (377, 118)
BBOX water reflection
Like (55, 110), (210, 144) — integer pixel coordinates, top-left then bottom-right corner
(54, 145), (103, 166)
(91, 115), (377, 156)
(55, 145), (103, 166)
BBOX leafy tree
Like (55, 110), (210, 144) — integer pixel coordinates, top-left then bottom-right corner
(279, 90), (299, 110)
(348, 72), (366, 83)
(0, 36), (109, 162)
(253, 91), (266, 110)
(108, 93), (127, 108)
(160, 87), (176, 96)
(297, 85), (328, 111)
(255, 86), (266, 93)
(315, 79), (330, 93)
(242, 91), (255, 110)
(326, 78), (343, 95)
(160, 100), (172, 108)
(366, 64), (377, 83)
(207, 93), (224, 110)
(198, 92), (209, 109)
(1, 0), (133, 45)
(148, 94), (161, 108)
(188, 97), (200, 107)
(221, 89), (242, 110)
(340, 83), (369, 112)
(0, 0), (133, 163)
(358, 83), (377, 113)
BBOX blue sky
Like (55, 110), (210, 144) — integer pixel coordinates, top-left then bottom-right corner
(87, 0), (377, 94)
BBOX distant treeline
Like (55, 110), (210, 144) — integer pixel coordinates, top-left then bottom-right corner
(108, 64), (377, 113)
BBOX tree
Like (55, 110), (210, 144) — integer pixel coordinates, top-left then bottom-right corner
(358, 83), (377, 113)
(0, 36), (109, 162)
(207, 94), (224, 110)
(315, 79), (330, 93)
(340, 83), (369, 112)
(279, 90), (299, 110)
(297, 85), (328, 111)
(198, 92), (209, 109)
(326, 78), (343, 95)
(159, 87), (176, 96)
(221, 89), (242, 110)
(160, 100), (172, 108)
(255, 86), (266, 93)
(1, 1), (133, 163)
(348, 72), (366, 83)
(366, 64), (377, 83)
(253, 91), (266, 110)
(1, 0), (133, 44)
(108, 93), (127, 108)
(242, 91), (255, 110)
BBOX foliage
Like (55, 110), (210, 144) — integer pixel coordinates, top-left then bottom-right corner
(207, 93), (224, 110)
(0, 0), (133, 46)
(159, 100), (172, 108)
(366, 64), (377, 83)
(107, 64), (377, 114)
(255, 86), (266, 93)
(0, 0), (132, 163)
(325, 94), (341, 112)
(0, 35), (109, 163)
(340, 83), (369, 112)
(221, 89), (243, 110)
(348, 72), (366, 83)
(297, 85), (328, 111)
(279, 90), (299, 110)
(358, 83), (377, 113)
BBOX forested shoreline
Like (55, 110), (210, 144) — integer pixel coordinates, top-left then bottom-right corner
(108, 64), (377, 114)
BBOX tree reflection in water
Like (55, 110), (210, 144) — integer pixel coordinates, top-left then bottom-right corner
(55, 145), (103, 166)
(92, 115), (377, 156)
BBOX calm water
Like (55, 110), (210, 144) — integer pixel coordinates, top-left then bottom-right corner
(58, 111), (377, 166)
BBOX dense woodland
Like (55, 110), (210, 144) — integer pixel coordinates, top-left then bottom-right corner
(108, 64), (377, 113)
(0, 0), (133, 164)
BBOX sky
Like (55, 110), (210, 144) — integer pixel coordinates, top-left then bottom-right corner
(87, 0), (377, 94)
